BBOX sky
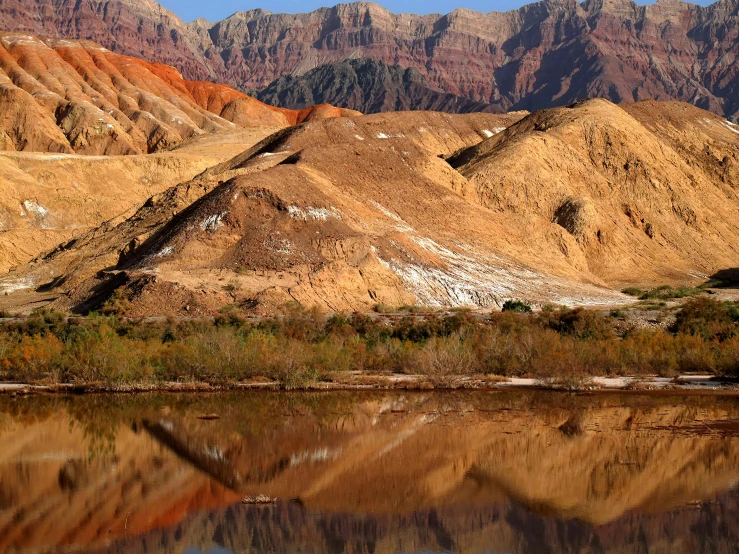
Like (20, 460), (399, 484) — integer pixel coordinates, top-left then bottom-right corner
(159, 0), (531, 21)
(158, 0), (713, 23)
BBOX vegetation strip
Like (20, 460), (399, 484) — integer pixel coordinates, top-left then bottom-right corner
(2, 297), (739, 390)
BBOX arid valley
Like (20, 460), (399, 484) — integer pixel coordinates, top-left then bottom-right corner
(1, 0), (739, 551)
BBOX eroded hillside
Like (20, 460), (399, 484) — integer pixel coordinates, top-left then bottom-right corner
(0, 32), (359, 155)
(3, 100), (738, 316)
(0, 127), (278, 275)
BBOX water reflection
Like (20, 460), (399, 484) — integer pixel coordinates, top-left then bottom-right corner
(1, 391), (739, 553)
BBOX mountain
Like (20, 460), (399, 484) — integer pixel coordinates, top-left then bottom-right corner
(4, 99), (739, 316)
(255, 59), (500, 114)
(0, 0), (220, 82)
(0, 32), (358, 275)
(3, 0), (738, 120)
(0, 32), (359, 155)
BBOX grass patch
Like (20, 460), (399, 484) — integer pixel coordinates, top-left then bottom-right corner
(372, 304), (439, 314)
(621, 287), (644, 297)
(623, 285), (704, 301)
(639, 285), (704, 300)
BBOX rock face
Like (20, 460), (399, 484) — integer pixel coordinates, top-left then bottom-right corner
(4, 99), (739, 316)
(0, 0), (220, 82)
(3, 0), (738, 120)
(255, 58), (499, 114)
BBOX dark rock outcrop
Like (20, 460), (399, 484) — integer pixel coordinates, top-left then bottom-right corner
(255, 58), (500, 114)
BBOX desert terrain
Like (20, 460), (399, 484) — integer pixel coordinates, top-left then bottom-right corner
(1, 0), (738, 121)
(1, 87), (738, 316)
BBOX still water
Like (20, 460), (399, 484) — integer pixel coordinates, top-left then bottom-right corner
(2, 390), (739, 553)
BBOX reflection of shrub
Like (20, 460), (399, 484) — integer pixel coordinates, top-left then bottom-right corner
(540, 374), (593, 391)
(502, 300), (532, 313)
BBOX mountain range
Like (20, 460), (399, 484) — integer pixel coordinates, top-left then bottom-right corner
(1, 0), (738, 119)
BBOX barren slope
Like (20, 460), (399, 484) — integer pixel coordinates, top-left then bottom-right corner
(451, 99), (739, 286)
(0, 32), (238, 155)
(4, 100), (738, 316)
(0, 127), (277, 275)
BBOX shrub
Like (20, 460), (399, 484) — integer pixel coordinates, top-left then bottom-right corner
(540, 307), (614, 340)
(621, 287), (644, 297)
(418, 335), (476, 388)
(100, 288), (132, 317)
(639, 285), (703, 301)
(673, 297), (739, 341)
(2, 333), (64, 382)
(502, 300), (532, 313)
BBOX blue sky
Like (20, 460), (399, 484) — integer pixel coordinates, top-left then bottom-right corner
(159, 0), (713, 22)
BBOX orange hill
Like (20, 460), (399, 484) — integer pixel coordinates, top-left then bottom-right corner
(0, 31), (359, 155)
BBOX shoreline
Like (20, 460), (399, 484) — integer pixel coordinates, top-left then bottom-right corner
(2, 373), (737, 396)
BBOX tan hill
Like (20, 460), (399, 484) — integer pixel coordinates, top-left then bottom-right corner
(0, 32), (359, 155)
(6, 109), (630, 316)
(4, 99), (738, 316)
(3, 99), (739, 316)
(2, 0), (738, 121)
(0, 32), (358, 275)
(0, 127), (277, 276)
(449, 99), (739, 287)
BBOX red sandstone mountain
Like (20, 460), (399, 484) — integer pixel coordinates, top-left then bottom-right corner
(0, 32), (358, 154)
(1, 0), (738, 120)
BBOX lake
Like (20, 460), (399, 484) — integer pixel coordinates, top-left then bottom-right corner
(2, 390), (739, 553)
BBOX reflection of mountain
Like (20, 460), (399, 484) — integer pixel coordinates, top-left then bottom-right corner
(2, 392), (739, 553)
(93, 492), (739, 554)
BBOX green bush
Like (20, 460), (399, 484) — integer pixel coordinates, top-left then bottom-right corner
(4, 298), (739, 386)
(502, 300), (532, 313)
(621, 287), (644, 297)
(639, 285), (703, 301)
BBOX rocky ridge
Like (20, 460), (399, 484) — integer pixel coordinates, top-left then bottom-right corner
(255, 58), (499, 114)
